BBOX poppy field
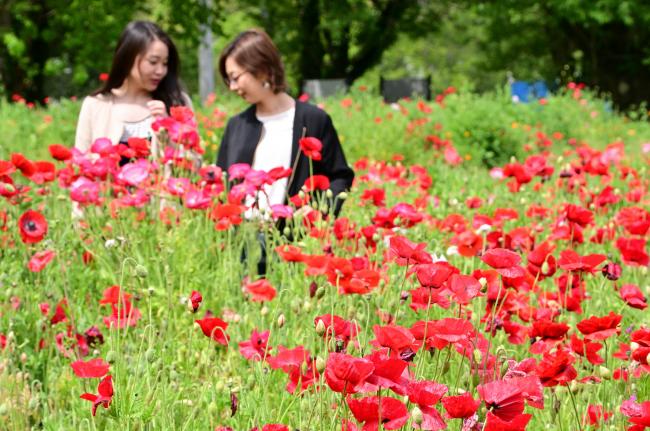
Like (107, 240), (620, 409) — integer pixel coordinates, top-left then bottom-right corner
(1, 85), (650, 430)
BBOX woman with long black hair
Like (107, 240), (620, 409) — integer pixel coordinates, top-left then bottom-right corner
(75, 21), (192, 154)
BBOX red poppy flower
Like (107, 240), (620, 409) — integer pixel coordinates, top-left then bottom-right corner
(620, 284), (647, 310)
(584, 404), (612, 427)
(99, 285), (132, 305)
(302, 174), (330, 192)
(480, 248), (525, 278)
(195, 316), (229, 346)
(188, 290), (202, 312)
(314, 314), (360, 350)
(484, 411), (532, 431)
(569, 334), (604, 365)
(18, 210), (48, 244)
(28, 249), (56, 272)
(50, 299), (68, 326)
(104, 300), (142, 329)
(389, 236), (431, 266)
(266, 345), (319, 394)
(576, 312), (622, 341)
(324, 352), (374, 394)
(211, 203), (245, 230)
(406, 380), (448, 430)
(243, 278), (277, 302)
(11, 153), (36, 177)
(563, 203), (594, 227)
(239, 328), (271, 361)
(452, 230), (483, 257)
(526, 241), (556, 279)
(71, 358), (110, 378)
(558, 249), (606, 273)
(80, 374), (114, 416)
(477, 380), (525, 421)
(299, 136), (322, 161)
(441, 392), (480, 419)
(372, 324), (420, 360)
(28, 161), (56, 184)
(48, 144), (73, 161)
(347, 396), (409, 431)
(274, 245), (305, 262)
(601, 262), (622, 280)
(536, 348), (577, 387)
(0, 159), (16, 176)
(616, 237), (649, 267)
(361, 350), (410, 395)
(615, 206), (650, 236)
(448, 274), (482, 304)
(415, 262), (457, 288)
(252, 425), (289, 431)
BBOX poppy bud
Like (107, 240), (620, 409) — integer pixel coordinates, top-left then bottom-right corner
(188, 290), (202, 313)
(260, 306), (269, 316)
(411, 407), (424, 425)
(315, 319), (326, 336)
(277, 313), (286, 328)
(145, 348), (156, 361)
(472, 349), (482, 363)
(0, 404), (7, 415)
(315, 356), (326, 374)
(541, 261), (551, 275)
(320, 203), (329, 213)
(338, 192), (348, 200)
(597, 366), (611, 380)
(602, 262), (621, 281)
(326, 189), (333, 199)
(282, 227), (291, 236)
(28, 397), (38, 410)
(303, 300), (312, 312)
(134, 264), (148, 278)
(315, 287), (326, 299)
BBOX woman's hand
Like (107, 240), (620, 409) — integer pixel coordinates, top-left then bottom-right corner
(147, 100), (167, 118)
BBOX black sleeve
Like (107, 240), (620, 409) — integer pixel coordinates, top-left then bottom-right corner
(216, 120), (231, 170)
(319, 113), (355, 217)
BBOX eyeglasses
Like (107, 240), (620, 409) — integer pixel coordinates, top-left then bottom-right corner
(225, 70), (248, 86)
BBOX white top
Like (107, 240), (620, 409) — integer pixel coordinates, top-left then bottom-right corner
(120, 115), (153, 142)
(245, 107), (295, 219)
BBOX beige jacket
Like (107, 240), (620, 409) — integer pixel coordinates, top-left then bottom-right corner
(74, 92), (194, 155)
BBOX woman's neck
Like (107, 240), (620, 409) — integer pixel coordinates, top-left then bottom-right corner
(112, 80), (151, 104)
(256, 92), (295, 116)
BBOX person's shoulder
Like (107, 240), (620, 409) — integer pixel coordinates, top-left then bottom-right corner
(228, 104), (257, 124)
(81, 93), (113, 109)
(296, 100), (329, 119)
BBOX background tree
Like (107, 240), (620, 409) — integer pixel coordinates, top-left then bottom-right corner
(230, 0), (441, 90)
(0, 0), (221, 103)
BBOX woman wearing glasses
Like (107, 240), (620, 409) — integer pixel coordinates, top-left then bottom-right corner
(216, 29), (354, 219)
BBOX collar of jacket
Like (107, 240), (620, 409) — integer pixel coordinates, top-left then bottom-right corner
(236, 99), (306, 168)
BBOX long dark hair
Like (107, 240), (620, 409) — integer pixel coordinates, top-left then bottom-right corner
(94, 21), (186, 110)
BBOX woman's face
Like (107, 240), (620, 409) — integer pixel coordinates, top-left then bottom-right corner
(130, 39), (169, 93)
(225, 56), (270, 104)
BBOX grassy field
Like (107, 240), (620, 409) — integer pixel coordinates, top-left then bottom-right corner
(0, 84), (649, 430)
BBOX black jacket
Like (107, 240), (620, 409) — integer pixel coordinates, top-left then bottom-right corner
(216, 100), (354, 216)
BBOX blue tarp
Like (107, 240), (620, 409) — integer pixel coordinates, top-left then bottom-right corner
(511, 80), (548, 103)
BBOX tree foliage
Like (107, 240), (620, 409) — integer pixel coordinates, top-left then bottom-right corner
(227, 0), (441, 90)
(0, 0), (221, 102)
(466, 0), (650, 108)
